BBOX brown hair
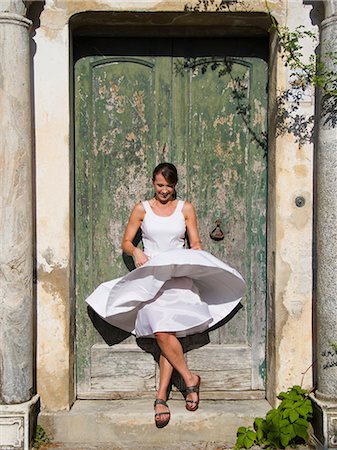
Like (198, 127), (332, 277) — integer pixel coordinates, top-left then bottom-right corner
(152, 162), (178, 185)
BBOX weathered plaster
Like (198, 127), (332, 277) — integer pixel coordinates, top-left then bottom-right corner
(34, 19), (73, 410)
(264, 0), (315, 405)
(38, 0), (289, 29)
(271, 130), (313, 396)
(34, 0), (315, 411)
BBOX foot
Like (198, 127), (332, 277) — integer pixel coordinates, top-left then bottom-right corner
(154, 398), (170, 428)
(184, 374), (201, 412)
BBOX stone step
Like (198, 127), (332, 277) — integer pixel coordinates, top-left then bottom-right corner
(38, 399), (271, 449)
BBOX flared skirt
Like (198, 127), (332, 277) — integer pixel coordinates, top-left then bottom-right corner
(85, 249), (245, 338)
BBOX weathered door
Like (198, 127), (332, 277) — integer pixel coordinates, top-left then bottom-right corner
(75, 37), (268, 398)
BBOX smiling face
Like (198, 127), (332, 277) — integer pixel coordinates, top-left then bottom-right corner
(153, 173), (176, 203)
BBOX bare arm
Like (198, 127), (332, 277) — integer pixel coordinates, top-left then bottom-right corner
(183, 202), (203, 250)
(121, 203), (149, 267)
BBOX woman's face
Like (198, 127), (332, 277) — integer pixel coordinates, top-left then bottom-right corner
(153, 173), (176, 203)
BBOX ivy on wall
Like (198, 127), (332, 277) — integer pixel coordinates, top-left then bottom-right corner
(269, 13), (337, 144)
(184, 0), (337, 145)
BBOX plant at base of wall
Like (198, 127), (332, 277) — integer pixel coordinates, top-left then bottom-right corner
(33, 425), (50, 449)
(234, 385), (313, 449)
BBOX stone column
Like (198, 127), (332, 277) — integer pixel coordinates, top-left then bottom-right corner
(312, 1), (337, 448)
(0, 3), (40, 450)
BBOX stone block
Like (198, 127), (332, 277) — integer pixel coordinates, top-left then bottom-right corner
(0, 395), (40, 450)
(311, 394), (337, 448)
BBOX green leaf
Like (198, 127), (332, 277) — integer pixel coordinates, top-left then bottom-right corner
(266, 409), (276, 423)
(288, 423), (297, 440)
(243, 436), (254, 449)
(236, 434), (245, 446)
(293, 423), (308, 440)
(281, 391), (299, 402)
(256, 427), (264, 443)
(303, 399), (313, 415)
(293, 385), (307, 394)
(253, 417), (264, 429)
(282, 424), (292, 434)
(280, 419), (290, 429)
(289, 409), (299, 423)
(271, 409), (283, 427)
(296, 404), (310, 418)
(267, 431), (281, 448)
(279, 399), (293, 409)
(247, 430), (256, 441)
(294, 400), (305, 408)
(284, 423), (297, 439)
(296, 417), (310, 427)
(282, 408), (290, 418)
(280, 431), (291, 447)
(236, 427), (256, 449)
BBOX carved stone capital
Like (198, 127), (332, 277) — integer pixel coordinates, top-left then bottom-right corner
(321, 11), (337, 31)
(0, 12), (31, 27)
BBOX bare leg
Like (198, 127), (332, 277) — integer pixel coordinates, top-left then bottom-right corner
(155, 332), (199, 406)
(154, 355), (173, 424)
(157, 354), (173, 400)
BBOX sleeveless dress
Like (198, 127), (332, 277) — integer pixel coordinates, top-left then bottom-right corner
(86, 199), (245, 338)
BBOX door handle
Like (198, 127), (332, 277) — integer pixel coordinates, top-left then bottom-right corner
(210, 220), (224, 241)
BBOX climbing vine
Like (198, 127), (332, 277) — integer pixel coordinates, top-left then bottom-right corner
(174, 57), (268, 154)
(269, 13), (337, 144)
(184, 0), (337, 144)
(184, 0), (239, 12)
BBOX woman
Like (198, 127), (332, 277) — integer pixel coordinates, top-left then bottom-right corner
(86, 162), (245, 429)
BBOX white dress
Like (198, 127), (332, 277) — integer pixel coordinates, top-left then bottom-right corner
(86, 200), (245, 338)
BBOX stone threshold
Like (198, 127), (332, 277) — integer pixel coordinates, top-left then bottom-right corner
(39, 398), (271, 449)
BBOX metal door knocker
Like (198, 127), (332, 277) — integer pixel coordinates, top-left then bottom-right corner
(210, 220), (224, 241)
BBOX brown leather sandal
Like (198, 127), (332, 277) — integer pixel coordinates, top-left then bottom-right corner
(184, 375), (201, 412)
(154, 398), (171, 428)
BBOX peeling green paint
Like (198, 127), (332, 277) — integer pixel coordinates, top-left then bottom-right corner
(259, 359), (267, 382)
(75, 38), (268, 393)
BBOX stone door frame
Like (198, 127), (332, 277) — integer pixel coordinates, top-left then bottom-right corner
(34, 5), (314, 412)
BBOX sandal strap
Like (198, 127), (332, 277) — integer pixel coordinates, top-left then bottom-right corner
(185, 385), (199, 395)
(154, 398), (168, 407)
(154, 411), (171, 417)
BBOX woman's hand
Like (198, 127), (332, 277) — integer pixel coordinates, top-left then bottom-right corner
(132, 247), (149, 268)
(191, 241), (202, 250)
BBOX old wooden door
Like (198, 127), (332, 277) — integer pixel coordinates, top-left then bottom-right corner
(75, 37), (268, 398)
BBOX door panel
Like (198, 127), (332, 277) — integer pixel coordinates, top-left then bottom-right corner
(75, 38), (267, 397)
(174, 57), (250, 345)
(173, 55), (267, 389)
(75, 55), (171, 392)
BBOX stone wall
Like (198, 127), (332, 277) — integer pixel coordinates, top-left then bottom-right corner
(32, 0), (315, 410)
